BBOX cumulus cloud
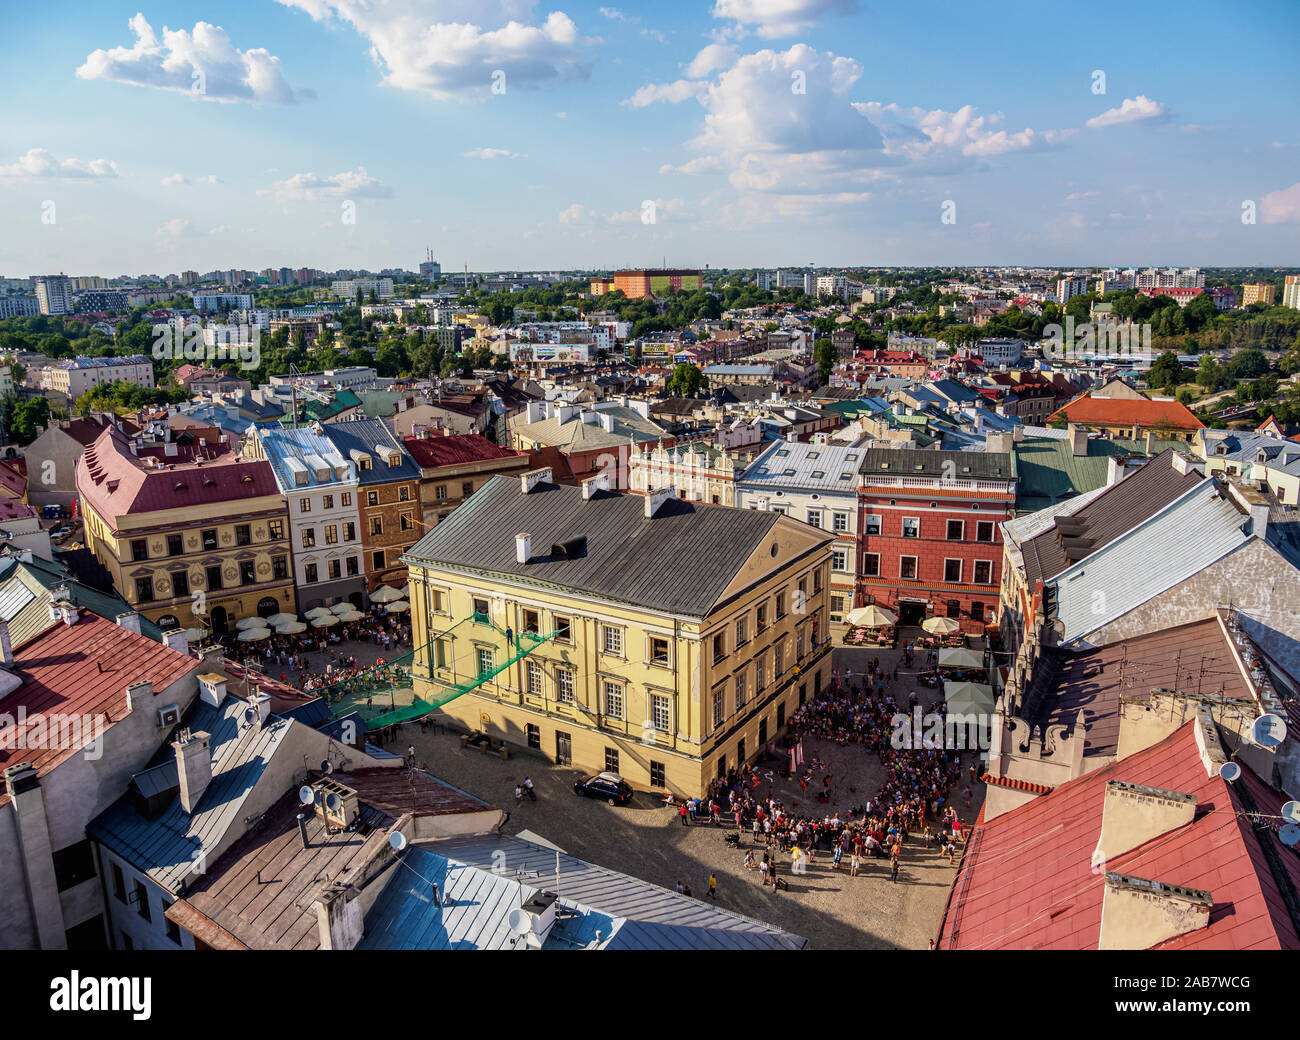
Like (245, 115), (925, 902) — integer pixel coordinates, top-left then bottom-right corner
(275, 0), (598, 101)
(0, 147), (118, 180)
(684, 43), (738, 78)
(259, 167), (392, 200)
(854, 101), (1070, 161)
(1085, 95), (1170, 129)
(1261, 181), (1300, 224)
(463, 147), (524, 159)
(161, 172), (220, 186)
(712, 0), (857, 38)
(622, 79), (707, 108)
(156, 218), (195, 237)
(77, 13), (308, 104)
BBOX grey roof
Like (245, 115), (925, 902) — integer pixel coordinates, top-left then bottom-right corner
(0, 555), (164, 646)
(858, 447), (1014, 481)
(88, 696), (293, 894)
(321, 418), (421, 486)
(739, 439), (864, 494)
(358, 833), (803, 950)
(404, 475), (802, 618)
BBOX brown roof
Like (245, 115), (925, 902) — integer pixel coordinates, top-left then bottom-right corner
(1049, 394), (1204, 431)
(1021, 450), (1203, 585)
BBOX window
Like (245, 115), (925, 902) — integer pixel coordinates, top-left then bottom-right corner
(603, 681), (624, 719)
(556, 668), (574, 704)
(712, 685), (725, 729)
(323, 495), (334, 510)
(472, 597), (489, 619)
(268, 520), (284, 541)
(650, 761), (666, 788)
(651, 693), (670, 732)
(53, 840), (96, 892)
(977, 521), (995, 542)
(756, 604), (768, 631)
(110, 862), (126, 902)
(650, 637), (669, 665)
(947, 599), (961, 618)
(805, 510), (821, 528)
(325, 524), (338, 545)
(273, 556), (288, 580)
(833, 511), (849, 532)
(605, 748), (620, 774)
(369, 517), (382, 536)
(134, 880), (151, 921)
(776, 591), (787, 618)
(329, 559), (342, 580)
(163, 901), (181, 944)
(902, 517), (919, 538)
(372, 550), (385, 570)
(944, 559), (963, 583)
(971, 602), (985, 623)
(436, 485), (447, 500)
(554, 615), (572, 643)
(367, 491), (379, 507)
(947, 520), (964, 541)
(399, 486), (411, 501)
(755, 656), (765, 693)
(863, 552), (880, 576)
(462, 482), (474, 498)
(201, 528), (218, 550)
(235, 524), (251, 546)
(305, 563), (318, 583)
(239, 561), (255, 586)
(130, 539), (148, 562)
(165, 533), (183, 557)
(974, 560), (993, 585)
(400, 513), (414, 531)
(526, 661), (544, 697)
(736, 671), (747, 708)
(476, 647), (494, 677)
(735, 617), (747, 646)
(775, 642), (785, 674)
(344, 523), (355, 541)
(865, 514), (881, 535)
(300, 497), (311, 513)
(900, 556), (917, 580)
(526, 724), (541, 750)
(170, 569), (189, 597)
(301, 528), (316, 549)
(522, 609), (539, 634)
(135, 577), (154, 602)
(712, 632), (725, 663)
(832, 548), (848, 572)
(602, 625), (622, 656)
(341, 493), (351, 507)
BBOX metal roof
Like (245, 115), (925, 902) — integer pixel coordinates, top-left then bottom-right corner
(321, 418), (421, 486)
(404, 475), (802, 618)
(739, 439), (863, 494)
(858, 446), (1014, 481)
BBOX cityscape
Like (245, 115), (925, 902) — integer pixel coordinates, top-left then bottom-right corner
(1, 0), (1298, 999)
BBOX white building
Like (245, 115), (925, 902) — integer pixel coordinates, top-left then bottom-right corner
(192, 293), (254, 314)
(40, 355), (155, 399)
(1055, 276), (1089, 305)
(35, 276), (72, 316)
(331, 277), (394, 301)
(0, 296), (39, 319)
(976, 338), (1024, 367)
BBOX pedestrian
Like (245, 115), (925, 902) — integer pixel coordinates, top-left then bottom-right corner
(514, 783), (523, 805)
(679, 802), (689, 826)
(890, 852), (900, 883)
(708, 873), (717, 899)
(850, 852), (860, 877)
(744, 849), (754, 870)
(832, 843), (843, 870)
(675, 880), (684, 894)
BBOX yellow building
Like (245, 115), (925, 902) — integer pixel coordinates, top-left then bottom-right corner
(76, 427), (296, 632)
(1241, 283), (1276, 307)
(402, 469), (834, 795)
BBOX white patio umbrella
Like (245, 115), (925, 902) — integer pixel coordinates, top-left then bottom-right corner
(312, 614), (339, 628)
(923, 616), (962, 635)
(370, 585), (403, 604)
(305, 607), (333, 619)
(236, 615), (269, 630)
(944, 681), (996, 715)
(267, 612), (297, 626)
(274, 620), (307, 635)
(335, 609), (365, 622)
(938, 647), (984, 670)
(386, 600), (410, 614)
(330, 602), (355, 615)
(844, 604), (897, 627)
(238, 627), (271, 642)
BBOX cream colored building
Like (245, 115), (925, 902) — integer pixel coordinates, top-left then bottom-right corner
(403, 470), (834, 795)
(628, 440), (745, 506)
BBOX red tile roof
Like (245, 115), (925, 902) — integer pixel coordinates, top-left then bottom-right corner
(938, 721), (1300, 950)
(0, 610), (197, 807)
(402, 433), (524, 469)
(1049, 394), (1204, 431)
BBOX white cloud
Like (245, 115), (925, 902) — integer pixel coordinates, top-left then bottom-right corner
(599, 6), (631, 20)
(156, 218), (195, 237)
(1261, 181), (1300, 224)
(712, 0), (857, 38)
(1085, 95), (1170, 129)
(684, 43), (738, 78)
(259, 166), (392, 200)
(276, 0), (598, 101)
(161, 172), (220, 186)
(558, 202), (596, 224)
(77, 14), (308, 104)
(622, 79), (706, 108)
(0, 148), (118, 180)
(854, 102), (1069, 161)
(1065, 190), (1099, 201)
(463, 147), (524, 159)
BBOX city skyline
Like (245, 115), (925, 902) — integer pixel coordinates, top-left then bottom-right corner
(2, 0), (1298, 274)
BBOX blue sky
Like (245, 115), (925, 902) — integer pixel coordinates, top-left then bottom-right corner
(1, 0), (1297, 276)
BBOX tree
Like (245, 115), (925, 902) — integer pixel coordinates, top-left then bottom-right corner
(9, 396), (50, 444)
(815, 339), (836, 386)
(666, 362), (704, 397)
(1147, 351), (1185, 391)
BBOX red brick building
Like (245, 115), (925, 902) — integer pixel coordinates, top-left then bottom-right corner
(855, 448), (1016, 633)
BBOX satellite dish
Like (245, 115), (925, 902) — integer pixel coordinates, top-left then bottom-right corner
(1219, 761), (1242, 782)
(389, 832), (408, 852)
(1250, 714), (1288, 749)
(298, 786), (315, 805)
(1280, 824), (1300, 848)
(506, 907), (533, 936)
(243, 706), (258, 723)
(325, 791), (341, 812)
(1281, 801), (1300, 826)
(320, 760), (334, 774)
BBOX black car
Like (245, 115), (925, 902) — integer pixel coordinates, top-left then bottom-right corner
(573, 771), (634, 805)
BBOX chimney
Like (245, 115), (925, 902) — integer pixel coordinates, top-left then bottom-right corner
(0, 620), (12, 668)
(1098, 873), (1212, 950)
(1094, 781), (1196, 869)
(1144, 430), (1156, 455)
(1068, 423), (1088, 457)
(1106, 455), (1126, 485)
(515, 533), (532, 564)
(313, 882), (363, 951)
(581, 472), (610, 500)
(520, 467), (551, 494)
(173, 729), (213, 815)
(645, 485), (675, 518)
(125, 679), (153, 711)
(1170, 451), (1198, 476)
(162, 629), (190, 656)
(115, 611), (142, 635)
(198, 672), (228, 707)
(598, 412), (614, 432)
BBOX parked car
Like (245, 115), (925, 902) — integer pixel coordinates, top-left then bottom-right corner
(573, 771), (634, 805)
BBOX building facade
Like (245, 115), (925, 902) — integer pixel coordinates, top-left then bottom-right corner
(403, 431), (532, 528)
(629, 440), (745, 506)
(612, 269), (702, 299)
(40, 355), (155, 400)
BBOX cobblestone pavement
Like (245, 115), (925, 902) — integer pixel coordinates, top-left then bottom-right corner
(398, 640), (986, 950)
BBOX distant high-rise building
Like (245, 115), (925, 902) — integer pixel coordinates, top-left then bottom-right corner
(1241, 283), (1275, 307)
(35, 275), (72, 315)
(419, 248), (442, 279)
(1056, 276), (1089, 305)
(1283, 275), (1300, 311)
